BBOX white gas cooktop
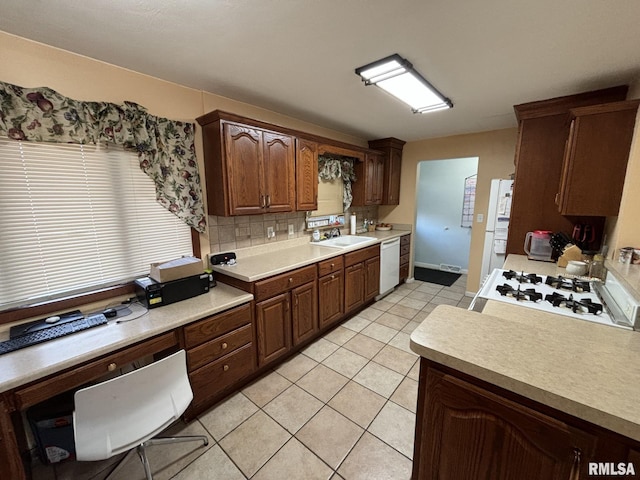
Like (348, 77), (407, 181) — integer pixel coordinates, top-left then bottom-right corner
(477, 269), (628, 329)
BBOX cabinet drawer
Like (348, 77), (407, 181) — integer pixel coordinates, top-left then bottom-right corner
(318, 256), (343, 277)
(184, 303), (252, 348)
(400, 254), (410, 266)
(189, 343), (255, 406)
(400, 234), (411, 246)
(255, 265), (316, 301)
(400, 264), (409, 280)
(187, 324), (253, 371)
(400, 244), (410, 256)
(344, 245), (380, 267)
(14, 331), (178, 410)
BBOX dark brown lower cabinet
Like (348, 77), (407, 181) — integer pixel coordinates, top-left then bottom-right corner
(291, 280), (318, 346)
(345, 263), (365, 314)
(0, 399), (24, 480)
(400, 233), (411, 283)
(256, 292), (292, 366)
(364, 256), (380, 301)
(319, 271), (344, 329)
(183, 303), (255, 418)
(344, 245), (380, 315)
(414, 361), (603, 480)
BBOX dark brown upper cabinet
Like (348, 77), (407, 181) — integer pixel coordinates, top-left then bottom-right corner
(556, 100), (639, 217)
(368, 137), (406, 205)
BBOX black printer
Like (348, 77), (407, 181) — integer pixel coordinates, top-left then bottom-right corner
(135, 273), (213, 309)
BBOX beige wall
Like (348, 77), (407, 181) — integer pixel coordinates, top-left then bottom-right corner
(606, 77), (640, 259)
(379, 128), (518, 293)
(0, 31), (367, 262)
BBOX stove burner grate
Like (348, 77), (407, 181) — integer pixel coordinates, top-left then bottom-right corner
(502, 270), (543, 284)
(544, 292), (603, 314)
(545, 275), (591, 293)
(496, 284), (543, 302)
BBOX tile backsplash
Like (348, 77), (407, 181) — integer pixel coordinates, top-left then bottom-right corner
(208, 206), (379, 253)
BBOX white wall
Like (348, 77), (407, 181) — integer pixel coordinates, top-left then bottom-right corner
(414, 157), (479, 272)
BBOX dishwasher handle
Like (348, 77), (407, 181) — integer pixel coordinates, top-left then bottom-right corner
(381, 238), (400, 250)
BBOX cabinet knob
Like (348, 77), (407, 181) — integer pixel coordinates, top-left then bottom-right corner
(331, 263), (335, 268)
(223, 364), (230, 372)
(289, 277), (293, 283)
(331, 274), (335, 280)
(107, 363), (117, 372)
(221, 342), (228, 350)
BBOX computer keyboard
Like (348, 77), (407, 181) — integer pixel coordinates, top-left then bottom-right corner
(0, 314), (108, 355)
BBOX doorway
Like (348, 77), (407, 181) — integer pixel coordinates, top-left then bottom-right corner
(414, 157), (479, 273)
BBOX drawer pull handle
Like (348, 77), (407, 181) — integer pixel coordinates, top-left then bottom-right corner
(331, 263), (335, 268)
(221, 342), (228, 350)
(223, 364), (230, 372)
(569, 447), (582, 480)
(289, 278), (293, 283)
(107, 363), (117, 372)
(331, 275), (335, 280)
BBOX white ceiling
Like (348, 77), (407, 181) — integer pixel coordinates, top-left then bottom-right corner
(1, 0), (640, 142)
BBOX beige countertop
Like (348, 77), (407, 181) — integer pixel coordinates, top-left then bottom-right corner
(410, 254), (640, 441)
(212, 229), (410, 283)
(0, 283), (253, 393)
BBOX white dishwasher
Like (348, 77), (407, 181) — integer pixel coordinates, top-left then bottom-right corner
(379, 237), (400, 297)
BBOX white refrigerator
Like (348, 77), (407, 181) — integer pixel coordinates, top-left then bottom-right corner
(480, 179), (514, 281)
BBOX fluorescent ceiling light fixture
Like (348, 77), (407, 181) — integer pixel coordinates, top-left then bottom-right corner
(355, 54), (452, 114)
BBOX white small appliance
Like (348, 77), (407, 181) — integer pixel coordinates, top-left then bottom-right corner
(523, 230), (553, 262)
(480, 179), (513, 281)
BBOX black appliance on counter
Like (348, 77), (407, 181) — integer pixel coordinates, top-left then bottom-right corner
(135, 273), (212, 309)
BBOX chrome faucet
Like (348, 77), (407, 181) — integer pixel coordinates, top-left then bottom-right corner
(329, 228), (341, 238)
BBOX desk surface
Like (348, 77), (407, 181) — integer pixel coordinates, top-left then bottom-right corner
(0, 283), (253, 393)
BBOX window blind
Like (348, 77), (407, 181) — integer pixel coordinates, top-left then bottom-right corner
(0, 138), (193, 309)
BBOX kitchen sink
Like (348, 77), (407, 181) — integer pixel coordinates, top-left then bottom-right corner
(315, 235), (378, 249)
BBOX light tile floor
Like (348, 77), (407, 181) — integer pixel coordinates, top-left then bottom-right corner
(33, 275), (469, 480)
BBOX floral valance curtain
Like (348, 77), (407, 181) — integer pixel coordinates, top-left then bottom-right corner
(0, 81), (206, 232)
(318, 155), (357, 210)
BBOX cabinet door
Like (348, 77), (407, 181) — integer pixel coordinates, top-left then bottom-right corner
(384, 148), (402, 205)
(224, 123), (265, 215)
(352, 153), (383, 206)
(373, 154), (385, 204)
(319, 271), (344, 329)
(414, 364), (597, 480)
(368, 137), (405, 206)
(364, 153), (384, 205)
(344, 263), (365, 314)
(296, 139), (318, 211)
(256, 293), (291, 366)
(557, 100), (639, 216)
(292, 281), (318, 346)
(364, 256), (380, 301)
(262, 131), (295, 213)
(0, 400), (25, 480)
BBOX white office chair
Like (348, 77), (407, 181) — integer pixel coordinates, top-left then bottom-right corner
(73, 350), (209, 480)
